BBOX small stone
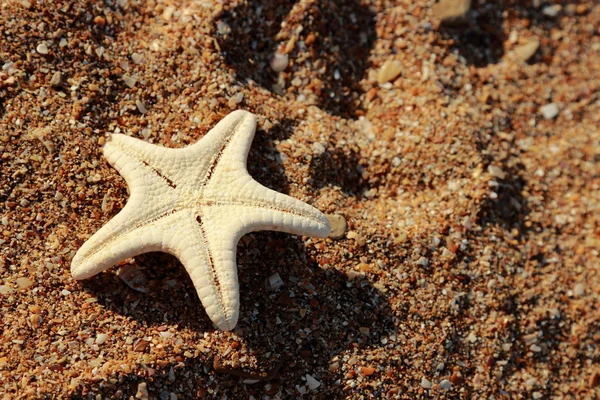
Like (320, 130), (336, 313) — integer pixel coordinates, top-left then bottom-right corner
(511, 38), (540, 62)
(136, 100), (147, 114)
(311, 142), (326, 155)
(117, 264), (149, 293)
(466, 332), (477, 343)
(540, 103), (559, 119)
(542, 4), (561, 17)
(326, 214), (347, 240)
(328, 362), (339, 372)
(131, 52), (145, 65)
(440, 379), (452, 390)
(95, 333), (108, 345)
(270, 53), (288, 73)
(50, 71), (62, 87)
(432, 0), (471, 23)
(530, 344), (542, 352)
(216, 20), (231, 35)
(377, 59), (402, 84)
(136, 382), (149, 400)
(487, 165), (506, 179)
(36, 42), (49, 55)
(416, 257), (429, 267)
(573, 282), (585, 297)
(305, 374), (320, 390)
(94, 16), (106, 26)
(421, 377), (432, 389)
(0, 285), (15, 295)
(532, 392), (543, 399)
(268, 273), (284, 290)
(16, 277), (34, 289)
(361, 366), (376, 376)
(122, 74), (137, 88)
(450, 369), (463, 385)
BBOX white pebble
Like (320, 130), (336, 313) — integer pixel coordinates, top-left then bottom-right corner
(122, 74), (137, 88)
(540, 103), (559, 119)
(131, 52), (145, 65)
(487, 165), (506, 179)
(311, 142), (326, 155)
(136, 100), (147, 114)
(573, 282), (585, 297)
(16, 277), (34, 289)
(95, 333), (108, 344)
(421, 377), (432, 389)
(466, 332), (477, 343)
(36, 42), (49, 55)
(270, 53), (288, 73)
(0, 285), (15, 295)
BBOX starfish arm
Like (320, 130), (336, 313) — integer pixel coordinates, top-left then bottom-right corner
(171, 210), (240, 331)
(71, 204), (180, 280)
(206, 173), (330, 238)
(104, 133), (207, 189)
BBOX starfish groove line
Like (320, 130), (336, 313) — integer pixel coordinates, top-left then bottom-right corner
(71, 110), (330, 330)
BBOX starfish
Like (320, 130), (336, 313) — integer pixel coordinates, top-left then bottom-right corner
(71, 110), (330, 330)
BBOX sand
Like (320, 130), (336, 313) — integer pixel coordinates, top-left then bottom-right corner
(1, 0), (599, 398)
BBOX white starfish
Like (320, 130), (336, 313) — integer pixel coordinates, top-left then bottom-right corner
(71, 110), (330, 330)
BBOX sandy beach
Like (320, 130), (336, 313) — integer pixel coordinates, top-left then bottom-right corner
(1, 0), (599, 398)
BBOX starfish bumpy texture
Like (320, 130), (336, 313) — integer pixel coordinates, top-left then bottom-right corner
(71, 111), (330, 330)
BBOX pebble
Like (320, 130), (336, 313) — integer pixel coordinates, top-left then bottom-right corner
(511, 38), (540, 62)
(216, 20), (231, 35)
(270, 53), (288, 73)
(573, 282), (585, 297)
(122, 74), (137, 88)
(542, 4), (561, 17)
(377, 59), (402, 84)
(421, 377), (432, 389)
(361, 366), (375, 376)
(440, 379), (452, 390)
(416, 256), (429, 267)
(311, 142), (326, 155)
(305, 374), (320, 390)
(95, 333), (108, 345)
(0, 285), (15, 295)
(117, 264), (149, 293)
(36, 42), (48, 55)
(466, 332), (477, 343)
(136, 100), (147, 114)
(268, 272), (284, 290)
(432, 0), (471, 23)
(131, 52), (145, 65)
(326, 214), (347, 240)
(487, 165), (506, 179)
(540, 103), (559, 119)
(16, 277), (34, 289)
(50, 71), (62, 87)
(136, 382), (149, 400)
